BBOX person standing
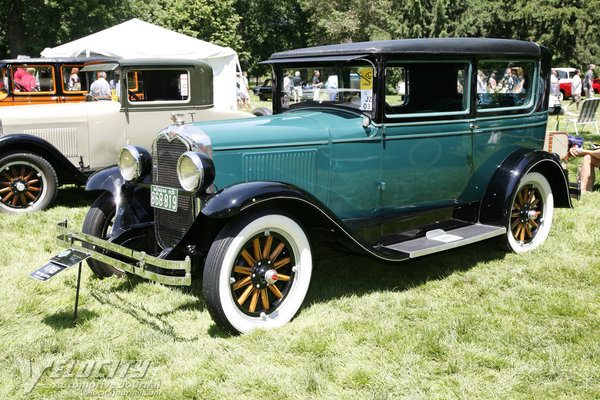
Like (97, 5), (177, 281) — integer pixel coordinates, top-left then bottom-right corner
(89, 71), (111, 99)
(567, 69), (582, 110)
(282, 71), (292, 108)
(292, 71), (302, 102)
(312, 70), (323, 101)
(584, 64), (595, 99)
(241, 71), (252, 110)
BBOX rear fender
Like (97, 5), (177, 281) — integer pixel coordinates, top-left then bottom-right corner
(479, 149), (571, 226)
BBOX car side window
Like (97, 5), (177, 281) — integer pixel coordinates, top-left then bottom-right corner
(61, 65), (89, 93)
(12, 65), (55, 94)
(126, 69), (190, 103)
(476, 61), (535, 110)
(385, 61), (470, 117)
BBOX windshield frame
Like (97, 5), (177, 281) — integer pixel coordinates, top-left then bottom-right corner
(270, 58), (377, 118)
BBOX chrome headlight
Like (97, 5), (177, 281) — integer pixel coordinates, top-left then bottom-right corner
(177, 151), (215, 192)
(118, 145), (151, 182)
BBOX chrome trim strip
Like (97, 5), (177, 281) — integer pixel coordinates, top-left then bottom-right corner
(56, 222), (191, 286)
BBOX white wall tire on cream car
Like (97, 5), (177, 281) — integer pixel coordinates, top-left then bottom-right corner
(504, 172), (554, 253)
(203, 211), (312, 334)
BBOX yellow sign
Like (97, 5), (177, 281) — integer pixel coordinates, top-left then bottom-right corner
(360, 68), (373, 90)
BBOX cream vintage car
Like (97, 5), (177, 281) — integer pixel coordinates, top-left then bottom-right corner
(0, 59), (252, 213)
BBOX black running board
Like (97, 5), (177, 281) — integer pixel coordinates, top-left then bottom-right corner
(382, 224), (506, 259)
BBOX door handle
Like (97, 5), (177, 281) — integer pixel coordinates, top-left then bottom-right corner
(470, 123), (483, 134)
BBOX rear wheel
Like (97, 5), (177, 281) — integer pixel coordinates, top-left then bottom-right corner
(82, 191), (124, 277)
(203, 211), (312, 334)
(0, 152), (57, 214)
(502, 172), (553, 253)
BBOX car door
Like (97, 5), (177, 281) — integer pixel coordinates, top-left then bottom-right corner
(379, 61), (475, 219)
(471, 59), (545, 201)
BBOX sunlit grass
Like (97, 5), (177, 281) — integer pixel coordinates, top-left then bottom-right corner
(0, 182), (599, 399)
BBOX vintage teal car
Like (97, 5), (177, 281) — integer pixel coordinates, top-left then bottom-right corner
(55, 38), (571, 334)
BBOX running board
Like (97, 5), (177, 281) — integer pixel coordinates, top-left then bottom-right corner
(382, 224), (506, 259)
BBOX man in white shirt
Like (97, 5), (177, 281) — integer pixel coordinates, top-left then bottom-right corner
(90, 72), (112, 99)
(567, 69), (582, 110)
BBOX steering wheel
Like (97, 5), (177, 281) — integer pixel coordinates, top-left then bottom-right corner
(128, 90), (140, 101)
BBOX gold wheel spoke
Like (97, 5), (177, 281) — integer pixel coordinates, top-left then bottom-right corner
(274, 257), (290, 269)
(0, 181), (10, 186)
(23, 171), (35, 181)
(11, 194), (18, 206)
(277, 273), (290, 282)
(516, 190), (524, 206)
(2, 191), (13, 202)
(0, 187), (10, 194)
(525, 224), (532, 239)
(19, 166), (25, 178)
(511, 218), (520, 230)
(262, 235), (273, 259)
(268, 284), (283, 299)
(531, 198), (539, 207)
(10, 167), (18, 179)
(526, 189), (535, 204)
(25, 191), (36, 201)
(241, 249), (256, 266)
(249, 289), (259, 312)
(514, 224), (523, 239)
(530, 219), (538, 229)
(234, 266), (252, 275)
(253, 238), (261, 261)
(28, 179), (39, 185)
(2, 171), (12, 181)
(260, 289), (269, 310)
(28, 186), (40, 193)
(19, 193), (27, 206)
(233, 276), (252, 290)
(519, 224), (525, 241)
(511, 212), (520, 217)
(269, 242), (285, 261)
(237, 285), (254, 305)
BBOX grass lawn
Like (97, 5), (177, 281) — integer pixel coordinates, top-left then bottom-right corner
(1, 100), (600, 399)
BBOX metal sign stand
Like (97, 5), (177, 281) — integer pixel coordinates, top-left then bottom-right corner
(73, 261), (83, 327)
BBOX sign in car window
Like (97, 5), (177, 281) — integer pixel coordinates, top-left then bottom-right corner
(360, 68), (373, 111)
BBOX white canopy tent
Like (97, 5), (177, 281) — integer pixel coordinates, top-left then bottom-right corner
(41, 18), (239, 110)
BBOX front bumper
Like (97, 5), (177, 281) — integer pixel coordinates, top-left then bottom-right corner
(56, 220), (192, 286)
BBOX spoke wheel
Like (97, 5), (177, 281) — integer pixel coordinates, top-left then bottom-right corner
(204, 211), (312, 334)
(82, 191), (124, 278)
(0, 153), (57, 214)
(504, 172), (553, 253)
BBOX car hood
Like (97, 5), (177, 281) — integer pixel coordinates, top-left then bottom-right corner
(194, 108), (368, 151)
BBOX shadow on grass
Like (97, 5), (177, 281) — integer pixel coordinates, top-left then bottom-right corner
(43, 309), (99, 330)
(52, 185), (99, 209)
(304, 238), (507, 307)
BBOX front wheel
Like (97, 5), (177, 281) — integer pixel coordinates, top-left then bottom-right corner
(502, 172), (554, 253)
(0, 152), (58, 214)
(203, 211), (312, 334)
(82, 191), (124, 278)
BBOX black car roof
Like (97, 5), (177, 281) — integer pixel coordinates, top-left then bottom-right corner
(268, 38), (545, 60)
(0, 56), (114, 64)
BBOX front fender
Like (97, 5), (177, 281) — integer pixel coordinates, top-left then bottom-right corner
(0, 134), (87, 184)
(86, 167), (153, 235)
(166, 181), (409, 263)
(479, 149), (571, 226)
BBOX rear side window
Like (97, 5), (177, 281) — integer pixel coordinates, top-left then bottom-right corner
(476, 61), (535, 110)
(126, 69), (190, 103)
(385, 61), (470, 117)
(61, 65), (90, 93)
(12, 66), (55, 94)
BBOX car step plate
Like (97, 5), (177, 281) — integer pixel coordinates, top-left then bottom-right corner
(383, 224), (506, 258)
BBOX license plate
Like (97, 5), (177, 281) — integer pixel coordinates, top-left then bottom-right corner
(151, 185), (178, 212)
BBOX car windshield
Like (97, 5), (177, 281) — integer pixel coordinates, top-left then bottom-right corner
(278, 63), (374, 112)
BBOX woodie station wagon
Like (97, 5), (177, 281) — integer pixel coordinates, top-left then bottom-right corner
(50, 38), (571, 334)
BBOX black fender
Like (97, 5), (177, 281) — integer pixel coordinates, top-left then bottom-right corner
(86, 166), (154, 235)
(166, 181), (409, 262)
(479, 149), (571, 227)
(0, 134), (87, 185)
